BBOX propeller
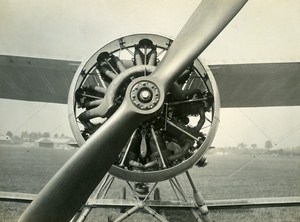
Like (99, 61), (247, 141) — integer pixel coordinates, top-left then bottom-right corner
(18, 1), (247, 221)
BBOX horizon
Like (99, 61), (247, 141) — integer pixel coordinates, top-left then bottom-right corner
(1, 98), (299, 149)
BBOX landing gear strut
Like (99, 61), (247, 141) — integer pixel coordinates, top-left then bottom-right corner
(71, 171), (212, 222)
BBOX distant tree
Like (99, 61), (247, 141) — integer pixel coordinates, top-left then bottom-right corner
(54, 133), (59, 138)
(60, 133), (65, 138)
(6, 131), (13, 139)
(265, 140), (273, 149)
(37, 132), (42, 139)
(251, 143), (257, 149)
(42, 132), (50, 138)
(12, 135), (22, 144)
(21, 131), (29, 142)
(237, 142), (247, 149)
(33, 132), (39, 141)
(29, 132), (36, 142)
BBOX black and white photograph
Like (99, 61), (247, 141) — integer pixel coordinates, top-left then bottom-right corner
(0, 0), (299, 221)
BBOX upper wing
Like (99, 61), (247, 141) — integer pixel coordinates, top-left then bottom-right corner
(0, 55), (79, 104)
(0, 55), (299, 107)
(210, 62), (300, 107)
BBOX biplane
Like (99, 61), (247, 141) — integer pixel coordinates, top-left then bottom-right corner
(0, 0), (299, 221)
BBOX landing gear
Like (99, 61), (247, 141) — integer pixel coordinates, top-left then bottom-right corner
(68, 33), (219, 222)
(119, 186), (126, 213)
(71, 171), (212, 222)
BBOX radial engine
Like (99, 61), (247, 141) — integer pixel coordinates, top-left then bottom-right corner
(68, 34), (220, 183)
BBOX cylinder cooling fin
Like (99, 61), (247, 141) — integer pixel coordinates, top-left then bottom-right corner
(68, 34), (220, 182)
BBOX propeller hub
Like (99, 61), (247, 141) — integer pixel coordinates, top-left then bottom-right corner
(130, 80), (160, 110)
(139, 89), (152, 102)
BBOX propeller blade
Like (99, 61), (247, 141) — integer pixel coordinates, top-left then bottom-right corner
(18, 101), (148, 222)
(19, 1), (247, 221)
(151, 0), (247, 89)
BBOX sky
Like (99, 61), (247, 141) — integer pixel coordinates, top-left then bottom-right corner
(0, 0), (299, 148)
(0, 0), (299, 62)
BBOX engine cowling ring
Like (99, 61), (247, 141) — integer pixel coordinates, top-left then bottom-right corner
(68, 34), (220, 182)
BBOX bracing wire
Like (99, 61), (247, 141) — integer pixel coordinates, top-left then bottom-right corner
(238, 109), (277, 147)
(218, 125), (240, 145)
(226, 108), (300, 180)
(275, 122), (300, 145)
(12, 103), (48, 134)
(50, 119), (69, 136)
(225, 108), (275, 180)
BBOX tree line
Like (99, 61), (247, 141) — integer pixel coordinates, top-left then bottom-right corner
(5, 131), (66, 144)
(236, 140), (273, 149)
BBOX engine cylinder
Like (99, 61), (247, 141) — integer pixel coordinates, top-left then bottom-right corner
(68, 34), (220, 182)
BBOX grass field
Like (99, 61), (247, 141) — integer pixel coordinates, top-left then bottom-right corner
(0, 146), (299, 222)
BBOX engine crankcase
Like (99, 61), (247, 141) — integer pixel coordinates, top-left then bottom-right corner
(68, 34), (220, 182)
